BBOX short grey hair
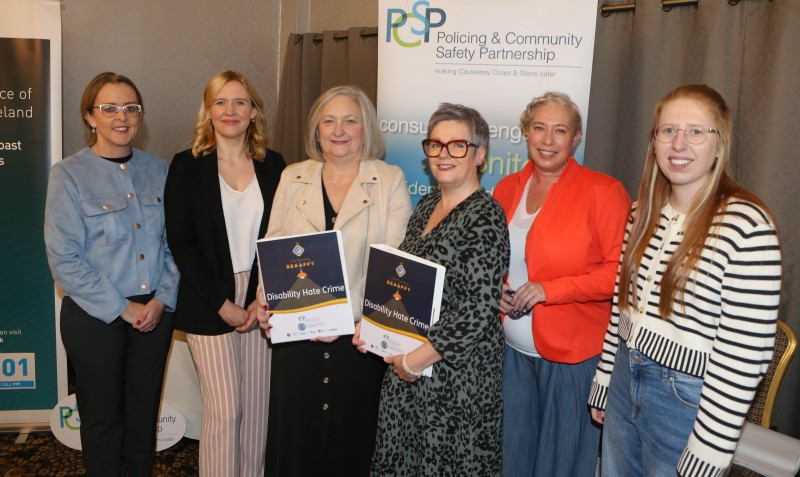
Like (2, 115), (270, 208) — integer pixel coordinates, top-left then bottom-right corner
(427, 103), (490, 148)
(519, 91), (583, 152)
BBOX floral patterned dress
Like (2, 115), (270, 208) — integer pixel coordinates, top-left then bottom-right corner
(371, 189), (510, 477)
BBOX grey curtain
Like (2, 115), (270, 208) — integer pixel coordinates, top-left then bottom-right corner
(274, 27), (378, 165)
(585, 0), (800, 439)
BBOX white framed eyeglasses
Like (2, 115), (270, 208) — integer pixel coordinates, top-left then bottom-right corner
(654, 125), (718, 145)
(93, 103), (142, 118)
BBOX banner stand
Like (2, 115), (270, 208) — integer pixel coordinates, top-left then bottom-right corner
(0, 0), (65, 430)
(378, 0), (598, 204)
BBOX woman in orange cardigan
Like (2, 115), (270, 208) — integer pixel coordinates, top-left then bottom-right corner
(493, 92), (630, 477)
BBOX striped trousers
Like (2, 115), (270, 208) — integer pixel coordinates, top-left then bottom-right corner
(186, 271), (271, 477)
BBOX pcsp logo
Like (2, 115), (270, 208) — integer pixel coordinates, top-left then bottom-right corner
(59, 405), (80, 430)
(386, 1), (446, 47)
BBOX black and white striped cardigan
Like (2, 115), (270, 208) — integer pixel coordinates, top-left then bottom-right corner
(589, 199), (782, 477)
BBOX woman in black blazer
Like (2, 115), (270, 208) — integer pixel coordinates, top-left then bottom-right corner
(164, 71), (284, 477)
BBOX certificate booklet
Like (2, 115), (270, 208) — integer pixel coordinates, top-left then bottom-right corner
(256, 230), (353, 343)
(360, 244), (445, 377)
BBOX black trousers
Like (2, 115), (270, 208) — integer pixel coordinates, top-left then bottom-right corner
(60, 295), (174, 477)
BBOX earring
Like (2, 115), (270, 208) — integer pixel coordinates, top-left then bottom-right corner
(91, 128), (95, 134)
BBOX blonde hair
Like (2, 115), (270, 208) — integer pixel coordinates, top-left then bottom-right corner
(304, 85), (385, 162)
(618, 84), (776, 318)
(191, 71), (269, 161)
(519, 91), (583, 153)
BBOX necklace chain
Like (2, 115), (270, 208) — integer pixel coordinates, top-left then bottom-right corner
(323, 166), (356, 189)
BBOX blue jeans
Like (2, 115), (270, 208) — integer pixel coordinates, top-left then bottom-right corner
(602, 342), (703, 476)
(502, 345), (601, 477)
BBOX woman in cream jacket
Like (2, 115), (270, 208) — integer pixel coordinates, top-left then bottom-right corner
(259, 85), (412, 477)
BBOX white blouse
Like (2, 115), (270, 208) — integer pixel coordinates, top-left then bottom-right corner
(219, 175), (263, 273)
(504, 177), (540, 357)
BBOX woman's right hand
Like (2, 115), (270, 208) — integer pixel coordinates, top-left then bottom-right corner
(257, 309), (273, 339)
(352, 321), (368, 354)
(120, 301), (146, 328)
(218, 299), (249, 327)
(256, 285), (267, 308)
(591, 408), (605, 424)
(499, 283), (514, 314)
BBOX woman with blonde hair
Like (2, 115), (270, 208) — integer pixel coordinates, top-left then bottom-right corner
(494, 92), (630, 476)
(165, 70), (284, 476)
(589, 84), (782, 476)
(258, 85), (412, 477)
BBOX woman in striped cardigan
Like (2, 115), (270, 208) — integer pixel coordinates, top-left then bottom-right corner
(588, 84), (782, 477)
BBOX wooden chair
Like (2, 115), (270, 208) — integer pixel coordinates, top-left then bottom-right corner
(729, 320), (797, 476)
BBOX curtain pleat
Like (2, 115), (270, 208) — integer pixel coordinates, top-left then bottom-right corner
(347, 27), (379, 105)
(321, 30), (348, 93)
(275, 28), (377, 165)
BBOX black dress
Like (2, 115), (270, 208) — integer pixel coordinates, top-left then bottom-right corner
(265, 184), (387, 477)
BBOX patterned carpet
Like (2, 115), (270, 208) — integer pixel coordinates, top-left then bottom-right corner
(0, 431), (198, 476)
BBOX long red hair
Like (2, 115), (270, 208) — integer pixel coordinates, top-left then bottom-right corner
(618, 84), (776, 318)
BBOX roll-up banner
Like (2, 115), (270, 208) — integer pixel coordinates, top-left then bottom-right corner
(0, 0), (65, 427)
(378, 0), (597, 203)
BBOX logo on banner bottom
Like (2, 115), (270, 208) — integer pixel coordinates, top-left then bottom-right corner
(50, 394), (186, 451)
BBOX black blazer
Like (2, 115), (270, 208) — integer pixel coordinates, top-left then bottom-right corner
(164, 148), (285, 335)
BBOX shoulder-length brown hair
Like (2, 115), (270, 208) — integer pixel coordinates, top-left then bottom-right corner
(191, 71), (269, 161)
(80, 72), (143, 146)
(618, 84), (776, 319)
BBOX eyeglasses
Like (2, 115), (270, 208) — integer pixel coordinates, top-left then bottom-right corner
(654, 125), (718, 145)
(421, 139), (478, 158)
(93, 104), (142, 118)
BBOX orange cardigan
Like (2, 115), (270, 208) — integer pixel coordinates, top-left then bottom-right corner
(493, 158), (631, 363)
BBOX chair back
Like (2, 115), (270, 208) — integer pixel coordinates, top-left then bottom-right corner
(745, 320), (797, 428)
(731, 322), (798, 477)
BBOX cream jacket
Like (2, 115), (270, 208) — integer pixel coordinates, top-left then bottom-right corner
(266, 158), (413, 321)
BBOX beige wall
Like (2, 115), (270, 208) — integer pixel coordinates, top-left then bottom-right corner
(62, 0), (282, 161)
(309, 0), (377, 31)
(62, 0), (376, 161)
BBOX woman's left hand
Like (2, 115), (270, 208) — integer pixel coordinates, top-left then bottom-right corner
(385, 354), (420, 383)
(137, 299), (166, 333)
(511, 281), (546, 312)
(235, 300), (261, 333)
